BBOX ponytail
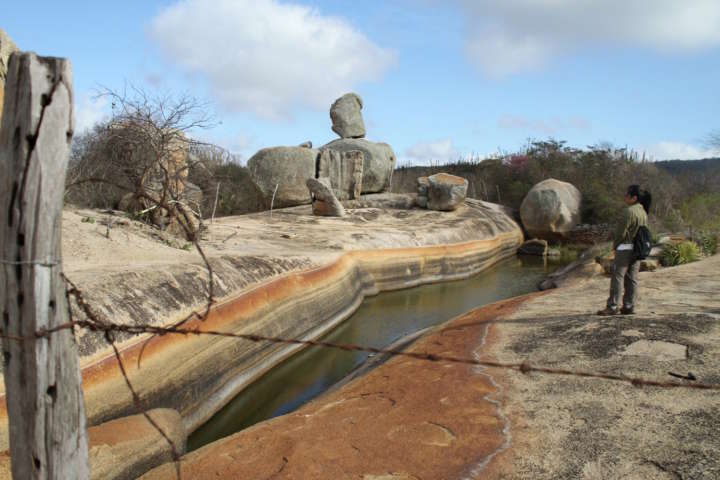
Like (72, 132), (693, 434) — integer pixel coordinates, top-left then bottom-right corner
(639, 190), (652, 214)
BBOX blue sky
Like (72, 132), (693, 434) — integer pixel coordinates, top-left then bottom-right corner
(4, 0), (720, 164)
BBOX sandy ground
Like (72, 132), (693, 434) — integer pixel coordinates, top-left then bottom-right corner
(143, 253), (720, 479)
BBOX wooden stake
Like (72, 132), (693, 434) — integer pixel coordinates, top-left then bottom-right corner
(0, 52), (89, 479)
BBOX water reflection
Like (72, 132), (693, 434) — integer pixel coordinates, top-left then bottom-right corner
(188, 254), (559, 450)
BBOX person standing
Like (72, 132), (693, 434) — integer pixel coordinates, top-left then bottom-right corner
(597, 185), (651, 315)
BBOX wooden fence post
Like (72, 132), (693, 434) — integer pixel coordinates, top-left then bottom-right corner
(0, 52), (89, 479)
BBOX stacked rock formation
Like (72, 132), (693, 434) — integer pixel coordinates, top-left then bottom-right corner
(248, 92), (397, 212)
(520, 178), (581, 240)
(0, 29), (19, 125)
(416, 173), (468, 211)
(330, 93), (365, 139)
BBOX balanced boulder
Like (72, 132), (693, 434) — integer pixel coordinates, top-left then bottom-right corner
(317, 149), (363, 200)
(320, 138), (395, 193)
(307, 177), (345, 217)
(330, 93), (366, 139)
(520, 178), (581, 239)
(248, 146), (318, 208)
(427, 173), (468, 211)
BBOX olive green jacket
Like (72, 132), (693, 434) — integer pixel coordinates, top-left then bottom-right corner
(613, 203), (648, 249)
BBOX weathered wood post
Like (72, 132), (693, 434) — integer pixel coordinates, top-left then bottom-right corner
(0, 52), (90, 478)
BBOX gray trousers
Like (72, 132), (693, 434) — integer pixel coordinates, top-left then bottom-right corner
(606, 249), (639, 309)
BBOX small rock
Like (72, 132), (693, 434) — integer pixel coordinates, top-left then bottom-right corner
(298, 140), (313, 148)
(649, 246), (663, 257)
(518, 239), (548, 256)
(427, 173), (468, 211)
(640, 258), (659, 271)
(330, 92), (366, 139)
(307, 177), (346, 217)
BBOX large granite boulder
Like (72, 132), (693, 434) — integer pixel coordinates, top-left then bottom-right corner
(248, 146), (318, 208)
(317, 149), (364, 200)
(416, 176), (429, 208)
(320, 138), (395, 193)
(330, 93), (365, 139)
(0, 29), (19, 125)
(427, 173), (468, 211)
(306, 177), (346, 217)
(520, 178), (581, 240)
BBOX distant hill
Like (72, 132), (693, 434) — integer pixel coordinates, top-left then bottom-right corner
(654, 157), (720, 173)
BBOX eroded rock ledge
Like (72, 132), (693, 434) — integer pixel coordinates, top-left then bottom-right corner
(0, 195), (523, 451)
(143, 254), (720, 479)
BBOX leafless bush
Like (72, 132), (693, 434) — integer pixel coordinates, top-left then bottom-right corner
(65, 85), (216, 237)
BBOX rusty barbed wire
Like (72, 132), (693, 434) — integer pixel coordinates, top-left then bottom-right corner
(16, 315), (720, 392)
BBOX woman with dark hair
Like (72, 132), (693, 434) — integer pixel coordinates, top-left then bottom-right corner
(597, 185), (650, 315)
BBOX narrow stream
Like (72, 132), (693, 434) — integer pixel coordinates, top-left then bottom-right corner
(188, 254), (564, 451)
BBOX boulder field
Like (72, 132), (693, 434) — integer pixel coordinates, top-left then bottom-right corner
(0, 195), (523, 461)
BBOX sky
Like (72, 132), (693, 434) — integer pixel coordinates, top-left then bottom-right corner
(4, 0), (720, 165)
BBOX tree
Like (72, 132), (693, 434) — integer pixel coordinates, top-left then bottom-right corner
(66, 85), (215, 238)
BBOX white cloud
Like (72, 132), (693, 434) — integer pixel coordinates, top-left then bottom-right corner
(454, 0), (720, 76)
(644, 141), (720, 161)
(400, 138), (461, 166)
(74, 94), (108, 133)
(150, 0), (396, 120)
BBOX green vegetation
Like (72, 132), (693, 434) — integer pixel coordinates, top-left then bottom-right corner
(392, 140), (720, 234)
(660, 241), (700, 266)
(696, 232), (718, 256)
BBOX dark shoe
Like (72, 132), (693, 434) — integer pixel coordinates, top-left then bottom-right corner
(621, 306), (635, 315)
(596, 307), (619, 316)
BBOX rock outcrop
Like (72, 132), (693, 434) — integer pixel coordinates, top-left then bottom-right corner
(538, 243), (607, 290)
(306, 177), (346, 217)
(0, 409), (185, 480)
(320, 138), (395, 193)
(317, 149), (363, 200)
(330, 93), (365, 139)
(427, 173), (468, 211)
(248, 146), (318, 208)
(520, 178), (581, 239)
(0, 29), (19, 125)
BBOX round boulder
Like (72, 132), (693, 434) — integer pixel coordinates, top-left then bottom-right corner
(427, 173), (468, 211)
(248, 146), (318, 208)
(330, 92), (366, 139)
(520, 178), (581, 239)
(320, 138), (395, 193)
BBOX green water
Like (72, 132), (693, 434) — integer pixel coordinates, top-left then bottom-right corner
(188, 254), (561, 451)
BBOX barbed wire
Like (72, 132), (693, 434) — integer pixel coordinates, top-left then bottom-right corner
(9, 313), (720, 392)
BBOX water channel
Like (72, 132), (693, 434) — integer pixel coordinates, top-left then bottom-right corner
(188, 254), (565, 451)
